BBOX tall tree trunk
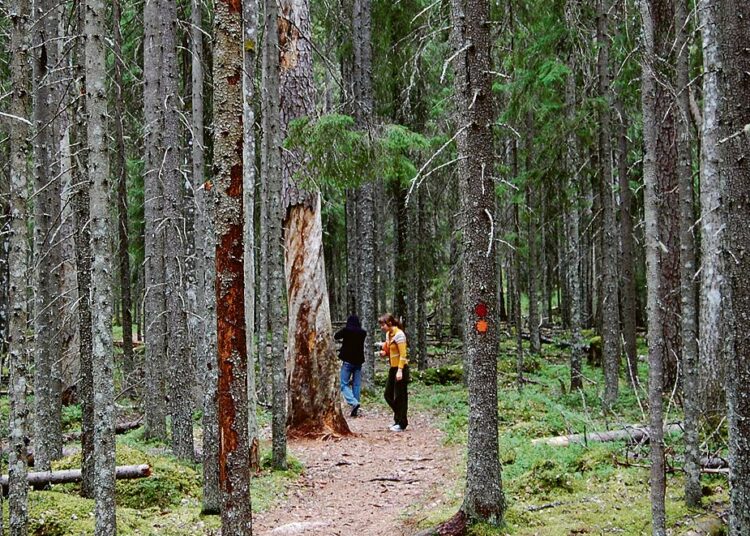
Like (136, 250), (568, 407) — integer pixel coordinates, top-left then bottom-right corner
(262, 0), (287, 469)
(564, 27), (583, 391)
(213, 0), (253, 530)
(32, 0), (63, 471)
(352, 0), (377, 385)
(597, 0), (621, 411)
(113, 0), (134, 393)
(451, 0), (505, 524)
(143, 0), (168, 442)
(509, 140), (524, 389)
(616, 95), (638, 389)
(345, 188), (359, 315)
(718, 1), (750, 532)
(416, 187), (427, 370)
(674, 0), (700, 508)
(640, 0), (673, 532)
(8, 0), (31, 530)
(697, 0), (726, 426)
(279, 0), (350, 438)
(161, 0), (195, 461)
(70, 0), (94, 497)
(243, 0), (261, 470)
(526, 158), (541, 354)
(85, 0), (116, 529)
(191, 0), (219, 514)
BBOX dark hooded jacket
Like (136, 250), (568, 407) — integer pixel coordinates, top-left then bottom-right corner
(334, 315), (367, 366)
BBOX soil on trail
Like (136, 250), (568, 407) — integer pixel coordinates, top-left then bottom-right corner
(253, 404), (460, 536)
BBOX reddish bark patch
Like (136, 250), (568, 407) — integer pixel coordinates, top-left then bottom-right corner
(228, 164), (242, 197)
(436, 511), (468, 535)
(215, 222), (246, 492)
(278, 7), (300, 70)
(226, 0), (241, 14)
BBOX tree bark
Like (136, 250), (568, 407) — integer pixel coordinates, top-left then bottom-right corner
(0, 465), (151, 491)
(262, 0), (288, 469)
(32, 0), (63, 471)
(597, 0), (621, 411)
(674, 0), (700, 509)
(697, 0), (726, 426)
(214, 0), (253, 530)
(143, 0), (168, 442)
(279, 0), (350, 438)
(161, 0), (195, 462)
(640, 0), (673, 532)
(718, 1), (750, 532)
(451, 0), (505, 525)
(113, 0), (134, 394)
(85, 0), (117, 529)
(243, 0), (261, 470)
(8, 0), (32, 530)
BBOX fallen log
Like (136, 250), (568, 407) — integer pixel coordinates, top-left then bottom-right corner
(63, 418), (143, 443)
(0, 464), (151, 491)
(532, 423), (684, 447)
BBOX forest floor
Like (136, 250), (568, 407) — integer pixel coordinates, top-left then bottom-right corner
(253, 404), (461, 536)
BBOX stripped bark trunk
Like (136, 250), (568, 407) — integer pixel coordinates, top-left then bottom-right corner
(597, 0), (621, 411)
(8, 0), (32, 530)
(143, 0), (168, 442)
(85, 0), (116, 529)
(214, 0), (253, 530)
(262, 0), (287, 469)
(243, 0), (261, 470)
(32, 0), (63, 471)
(451, 0), (505, 524)
(280, 0), (350, 438)
(674, 0), (701, 508)
(718, 1), (750, 532)
(113, 0), (134, 395)
(0, 465), (151, 491)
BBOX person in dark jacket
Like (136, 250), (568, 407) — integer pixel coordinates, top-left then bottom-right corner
(334, 315), (367, 417)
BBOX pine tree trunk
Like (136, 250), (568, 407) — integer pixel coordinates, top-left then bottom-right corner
(262, 0), (288, 469)
(85, 0), (116, 529)
(416, 188), (427, 370)
(526, 180), (541, 354)
(451, 0), (505, 524)
(564, 33), (583, 391)
(345, 188), (359, 315)
(32, 0), (63, 471)
(640, 0), (671, 532)
(161, 0), (195, 461)
(143, 0), (168, 442)
(279, 0), (350, 438)
(190, 0), (219, 513)
(697, 0), (726, 425)
(616, 95), (639, 389)
(8, 0), (31, 530)
(243, 0), (261, 470)
(213, 0), (253, 530)
(718, 1), (750, 532)
(597, 0), (621, 411)
(69, 0), (94, 497)
(674, 0), (700, 508)
(113, 0), (134, 394)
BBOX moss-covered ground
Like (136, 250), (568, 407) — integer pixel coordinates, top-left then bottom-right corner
(406, 331), (729, 535)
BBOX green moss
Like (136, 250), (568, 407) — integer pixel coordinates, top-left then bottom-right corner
(414, 364), (464, 385)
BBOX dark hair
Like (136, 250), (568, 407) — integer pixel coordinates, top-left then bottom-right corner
(345, 315), (362, 329)
(378, 313), (403, 330)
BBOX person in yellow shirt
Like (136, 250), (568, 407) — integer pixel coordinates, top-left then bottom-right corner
(379, 313), (409, 432)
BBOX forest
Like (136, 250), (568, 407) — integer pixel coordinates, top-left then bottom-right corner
(0, 0), (749, 534)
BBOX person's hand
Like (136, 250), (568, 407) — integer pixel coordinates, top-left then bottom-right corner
(380, 350), (386, 357)
(396, 369), (403, 381)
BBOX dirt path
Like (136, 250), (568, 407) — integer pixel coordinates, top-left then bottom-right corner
(253, 404), (460, 536)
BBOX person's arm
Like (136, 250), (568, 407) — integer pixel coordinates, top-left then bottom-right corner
(334, 328), (345, 340)
(393, 331), (407, 380)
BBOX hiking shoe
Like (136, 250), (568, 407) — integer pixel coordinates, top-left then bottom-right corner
(350, 404), (360, 417)
(389, 424), (404, 432)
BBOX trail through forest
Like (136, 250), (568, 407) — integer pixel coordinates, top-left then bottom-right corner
(253, 405), (460, 536)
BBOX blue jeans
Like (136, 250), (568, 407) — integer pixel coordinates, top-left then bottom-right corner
(340, 361), (362, 406)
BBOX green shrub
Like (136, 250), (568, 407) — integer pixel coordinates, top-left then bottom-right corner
(415, 365), (464, 385)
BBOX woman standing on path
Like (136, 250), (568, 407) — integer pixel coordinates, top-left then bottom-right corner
(379, 313), (409, 431)
(335, 315), (367, 417)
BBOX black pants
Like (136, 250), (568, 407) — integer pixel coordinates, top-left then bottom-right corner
(384, 366), (409, 429)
